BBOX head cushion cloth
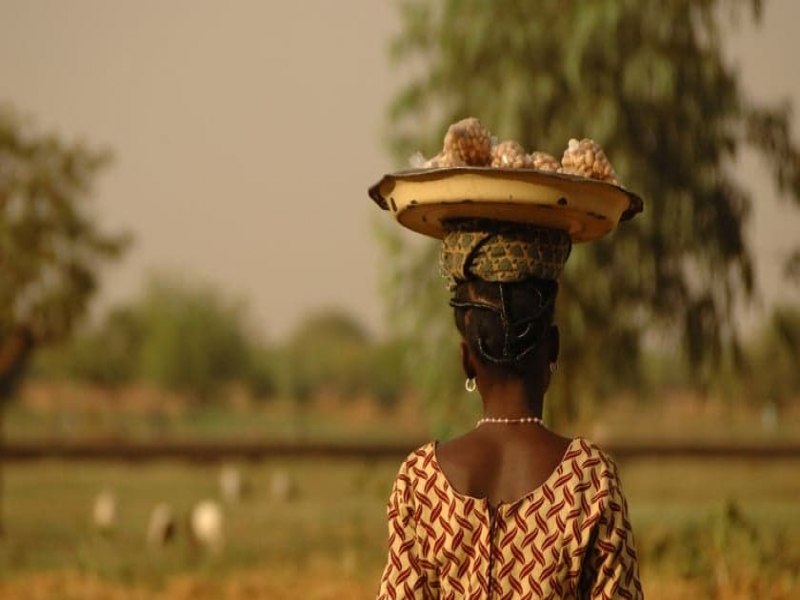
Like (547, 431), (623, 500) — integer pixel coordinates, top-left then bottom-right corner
(440, 220), (572, 285)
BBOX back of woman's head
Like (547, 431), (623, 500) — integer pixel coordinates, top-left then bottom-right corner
(451, 277), (558, 376)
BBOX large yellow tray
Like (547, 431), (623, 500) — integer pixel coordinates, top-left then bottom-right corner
(369, 167), (643, 242)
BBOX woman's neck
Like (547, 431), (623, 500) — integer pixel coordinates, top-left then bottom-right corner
(478, 376), (544, 419)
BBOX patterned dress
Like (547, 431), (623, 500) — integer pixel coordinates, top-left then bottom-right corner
(377, 438), (643, 599)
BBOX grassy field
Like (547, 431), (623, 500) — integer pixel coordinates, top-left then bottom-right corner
(8, 381), (800, 445)
(2, 384), (798, 598)
(5, 383), (428, 444)
(0, 454), (798, 599)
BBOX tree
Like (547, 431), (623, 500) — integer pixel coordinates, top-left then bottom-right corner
(747, 305), (800, 407)
(33, 305), (143, 388)
(32, 274), (272, 401)
(381, 0), (800, 429)
(0, 105), (128, 535)
(0, 106), (129, 398)
(277, 309), (371, 402)
(137, 276), (252, 401)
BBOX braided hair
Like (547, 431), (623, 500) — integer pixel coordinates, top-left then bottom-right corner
(451, 278), (558, 375)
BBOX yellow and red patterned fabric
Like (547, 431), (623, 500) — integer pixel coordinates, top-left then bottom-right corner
(377, 438), (643, 599)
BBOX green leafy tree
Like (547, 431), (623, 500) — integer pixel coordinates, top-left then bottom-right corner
(747, 305), (800, 406)
(33, 305), (142, 388)
(245, 346), (279, 400)
(368, 339), (409, 409)
(382, 0), (800, 429)
(277, 309), (371, 403)
(0, 105), (128, 535)
(0, 106), (129, 396)
(138, 276), (252, 401)
(33, 274), (272, 401)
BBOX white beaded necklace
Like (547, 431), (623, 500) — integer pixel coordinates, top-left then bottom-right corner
(475, 416), (543, 428)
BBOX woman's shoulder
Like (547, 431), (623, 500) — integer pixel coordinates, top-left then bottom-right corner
(571, 436), (617, 463)
(401, 440), (437, 467)
(384, 442), (442, 509)
(392, 442), (438, 485)
(566, 437), (628, 501)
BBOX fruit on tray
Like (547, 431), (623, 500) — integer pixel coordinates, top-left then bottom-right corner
(417, 118), (622, 186)
(442, 117), (493, 166)
(528, 151), (560, 173)
(559, 138), (620, 185)
(491, 140), (531, 168)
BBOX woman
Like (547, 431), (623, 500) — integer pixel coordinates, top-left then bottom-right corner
(377, 220), (643, 599)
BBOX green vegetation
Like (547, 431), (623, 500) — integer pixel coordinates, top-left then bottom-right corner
(0, 105), (129, 399)
(277, 310), (407, 409)
(28, 281), (799, 431)
(34, 275), (253, 402)
(32, 276), (409, 410)
(2, 397), (427, 444)
(381, 0), (800, 431)
(137, 278), (252, 401)
(0, 456), (797, 598)
(742, 305), (800, 407)
(0, 458), (395, 581)
(277, 310), (371, 403)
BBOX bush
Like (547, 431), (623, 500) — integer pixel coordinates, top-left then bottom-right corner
(276, 310), (371, 402)
(367, 340), (408, 409)
(744, 305), (800, 406)
(32, 307), (142, 388)
(34, 275), (261, 402)
(640, 501), (798, 597)
(137, 277), (252, 401)
(245, 347), (278, 400)
(31, 281), (417, 409)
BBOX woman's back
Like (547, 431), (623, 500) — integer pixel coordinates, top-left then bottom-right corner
(377, 437), (643, 599)
(434, 426), (572, 506)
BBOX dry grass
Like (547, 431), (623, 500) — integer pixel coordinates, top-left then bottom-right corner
(0, 562), (377, 600)
(2, 385), (799, 598)
(1, 457), (798, 599)
(641, 575), (799, 600)
(2, 565), (798, 600)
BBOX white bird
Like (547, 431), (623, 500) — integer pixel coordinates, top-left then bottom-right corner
(219, 465), (245, 503)
(147, 503), (176, 547)
(269, 469), (295, 502)
(189, 499), (224, 552)
(92, 490), (117, 534)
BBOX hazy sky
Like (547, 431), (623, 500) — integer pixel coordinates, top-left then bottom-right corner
(1, 1), (798, 339)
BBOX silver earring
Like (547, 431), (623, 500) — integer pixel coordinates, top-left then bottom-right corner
(549, 362), (558, 374)
(465, 377), (477, 392)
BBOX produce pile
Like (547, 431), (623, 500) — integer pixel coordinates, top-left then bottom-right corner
(416, 117), (620, 186)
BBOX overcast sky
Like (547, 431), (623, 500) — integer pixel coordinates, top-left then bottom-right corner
(1, 0), (798, 339)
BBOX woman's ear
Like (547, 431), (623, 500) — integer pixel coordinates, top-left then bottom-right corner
(548, 325), (560, 364)
(460, 339), (476, 379)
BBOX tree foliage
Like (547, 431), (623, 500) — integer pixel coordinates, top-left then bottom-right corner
(32, 283), (409, 407)
(137, 276), (252, 401)
(269, 309), (408, 408)
(276, 309), (372, 403)
(745, 305), (800, 406)
(34, 274), (258, 401)
(0, 106), (129, 398)
(35, 305), (143, 388)
(382, 0), (800, 427)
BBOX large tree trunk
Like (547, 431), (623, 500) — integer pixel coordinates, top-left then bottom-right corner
(0, 327), (34, 400)
(0, 403), (4, 537)
(0, 328), (33, 536)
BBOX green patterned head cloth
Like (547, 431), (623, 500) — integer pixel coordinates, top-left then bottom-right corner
(440, 220), (572, 285)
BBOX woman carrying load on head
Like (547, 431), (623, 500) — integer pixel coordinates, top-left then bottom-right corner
(371, 118), (644, 599)
(374, 218), (643, 599)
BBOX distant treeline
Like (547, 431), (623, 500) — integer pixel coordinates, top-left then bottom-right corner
(30, 275), (800, 411)
(31, 275), (405, 408)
